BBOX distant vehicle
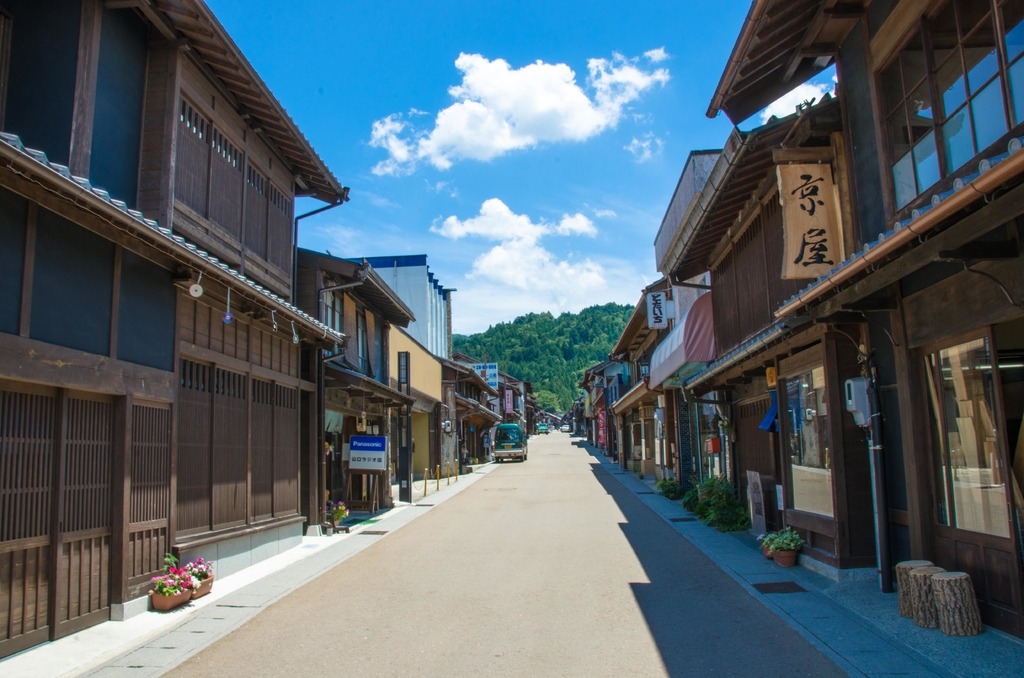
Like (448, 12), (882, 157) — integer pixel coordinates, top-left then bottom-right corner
(560, 423), (571, 433)
(493, 423), (527, 462)
(537, 423), (549, 434)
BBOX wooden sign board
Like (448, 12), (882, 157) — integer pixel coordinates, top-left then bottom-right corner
(778, 163), (842, 280)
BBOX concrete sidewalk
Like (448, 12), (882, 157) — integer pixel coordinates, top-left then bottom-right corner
(579, 440), (1024, 677)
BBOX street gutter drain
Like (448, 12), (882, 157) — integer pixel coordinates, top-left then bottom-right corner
(637, 491), (655, 495)
(752, 581), (806, 594)
(358, 530), (389, 536)
(413, 504), (434, 507)
(669, 517), (696, 522)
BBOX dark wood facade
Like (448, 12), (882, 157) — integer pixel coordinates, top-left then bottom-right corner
(697, 0), (1024, 636)
(0, 0), (346, 657)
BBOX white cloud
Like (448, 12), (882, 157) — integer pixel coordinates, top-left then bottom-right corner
(431, 198), (595, 242)
(644, 47), (669, 63)
(592, 207), (617, 219)
(370, 50), (669, 175)
(431, 199), (601, 307)
(625, 132), (663, 162)
(759, 81), (834, 124)
(450, 252), (647, 334)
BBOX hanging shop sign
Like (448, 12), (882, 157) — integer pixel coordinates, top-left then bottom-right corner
(646, 291), (669, 329)
(778, 163), (842, 280)
(348, 435), (388, 471)
(472, 362), (499, 391)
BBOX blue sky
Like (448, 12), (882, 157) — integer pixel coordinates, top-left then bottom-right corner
(206, 1), (832, 334)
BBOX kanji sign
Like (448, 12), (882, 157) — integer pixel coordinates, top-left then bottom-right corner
(778, 163), (842, 280)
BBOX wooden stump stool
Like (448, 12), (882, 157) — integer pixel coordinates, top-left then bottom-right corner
(895, 560), (933, 617)
(908, 566), (945, 628)
(932, 572), (982, 636)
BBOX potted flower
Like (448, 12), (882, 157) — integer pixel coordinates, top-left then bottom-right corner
(148, 554), (196, 611)
(327, 499), (349, 527)
(764, 526), (805, 567)
(756, 533), (773, 559)
(186, 557), (215, 599)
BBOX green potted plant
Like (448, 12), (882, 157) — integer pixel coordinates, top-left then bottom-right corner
(763, 526), (805, 567)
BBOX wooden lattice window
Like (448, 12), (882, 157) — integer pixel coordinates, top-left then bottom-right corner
(175, 99), (210, 215)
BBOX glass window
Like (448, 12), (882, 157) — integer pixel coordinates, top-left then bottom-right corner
(881, 0), (1013, 205)
(357, 311), (368, 373)
(784, 364), (834, 517)
(925, 337), (1010, 537)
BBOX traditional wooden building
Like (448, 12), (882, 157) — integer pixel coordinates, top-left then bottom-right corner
(442, 357), (500, 464)
(610, 280), (672, 478)
(296, 250), (415, 514)
(706, 0), (1024, 636)
(0, 0), (347, 656)
(661, 96), (879, 576)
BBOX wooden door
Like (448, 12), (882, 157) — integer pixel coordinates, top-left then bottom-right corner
(0, 384), (113, 657)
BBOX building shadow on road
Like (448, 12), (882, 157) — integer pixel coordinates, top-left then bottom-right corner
(581, 451), (846, 677)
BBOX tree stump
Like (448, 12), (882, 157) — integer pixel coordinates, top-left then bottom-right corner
(932, 571), (982, 636)
(908, 566), (945, 628)
(895, 560), (933, 617)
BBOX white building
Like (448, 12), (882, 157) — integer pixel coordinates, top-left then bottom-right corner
(362, 255), (453, 358)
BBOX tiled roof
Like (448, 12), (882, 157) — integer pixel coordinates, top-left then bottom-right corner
(0, 131), (345, 346)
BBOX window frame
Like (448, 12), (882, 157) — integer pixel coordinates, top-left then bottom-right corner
(878, 0), (1024, 210)
(778, 345), (836, 518)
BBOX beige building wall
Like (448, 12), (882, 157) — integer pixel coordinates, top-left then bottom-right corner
(390, 327), (442, 401)
(412, 412), (431, 477)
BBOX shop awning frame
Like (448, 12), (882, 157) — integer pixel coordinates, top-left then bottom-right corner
(649, 292), (716, 389)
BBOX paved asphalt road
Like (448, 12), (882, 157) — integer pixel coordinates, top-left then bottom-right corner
(174, 433), (844, 677)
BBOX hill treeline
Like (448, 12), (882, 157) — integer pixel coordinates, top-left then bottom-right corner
(452, 302), (633, 413)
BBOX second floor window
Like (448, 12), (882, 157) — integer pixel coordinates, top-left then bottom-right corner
(882, 0), (1024, 209)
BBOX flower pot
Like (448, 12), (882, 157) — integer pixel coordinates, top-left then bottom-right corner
(323, 523), (334, 536)
(773, 549), (799, 567)
(761, 543), (773, 560)
(149, 588), (191, 612)
(191, 573), (215, 599)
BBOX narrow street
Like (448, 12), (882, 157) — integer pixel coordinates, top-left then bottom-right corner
(173, 432), (844, 677)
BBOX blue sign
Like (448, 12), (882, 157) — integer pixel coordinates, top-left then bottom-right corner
(349, 435), (388, 471)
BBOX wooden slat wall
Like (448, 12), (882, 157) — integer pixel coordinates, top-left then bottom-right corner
(208, 128), (243, 239)
(56, 396), (113, 631)
(267, 183), (292, 273)
(174, 99), (210, 216)
(272, 384), (298, 516)
(178, 292), (299, 379)
(251, 379), (274, 521)
(127, 403), (170, 582)
(1, 387), (55, 649)
(176, 360), (211, 534)
(244, 164), (268, 259)
(212, 368), (247, 529)
(711, 199), (807, 354)
(62, 398), (113, 534)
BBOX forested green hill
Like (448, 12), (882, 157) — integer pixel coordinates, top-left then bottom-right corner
(452, 302), (632, 413)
